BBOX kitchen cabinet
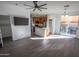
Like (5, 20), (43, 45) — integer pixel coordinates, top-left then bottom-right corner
(32, 16), (47, 26)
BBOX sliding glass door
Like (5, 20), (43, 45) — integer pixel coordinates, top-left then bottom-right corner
(60, 16), (78, 35)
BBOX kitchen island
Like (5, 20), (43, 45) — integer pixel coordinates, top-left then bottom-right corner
(35, 27), (49, 37)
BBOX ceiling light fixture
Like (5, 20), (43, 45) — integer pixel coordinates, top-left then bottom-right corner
(64, 5), (70, 17)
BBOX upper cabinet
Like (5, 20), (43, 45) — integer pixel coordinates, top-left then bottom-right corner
(32, 16), (47, 26)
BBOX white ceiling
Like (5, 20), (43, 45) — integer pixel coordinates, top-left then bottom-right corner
(0, 1), (79, 15)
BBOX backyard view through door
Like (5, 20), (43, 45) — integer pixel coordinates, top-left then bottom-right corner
(60, 16), (78, 36)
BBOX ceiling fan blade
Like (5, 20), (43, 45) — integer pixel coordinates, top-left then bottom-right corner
(39, 4), (47, 7)
(24, 4), (33, 8)
(38, 8), (42, 11)
(33, 1), (38, 5)
(40, 7), (47, 9)
(33, 8), (36, 11)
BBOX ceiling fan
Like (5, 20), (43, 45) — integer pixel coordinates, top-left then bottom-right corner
(23, 1), (47, 11)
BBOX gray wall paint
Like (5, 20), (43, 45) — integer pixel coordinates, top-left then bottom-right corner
(0, 3), (31, 40)
(0, 25), (12, 38)
(0, 15), (10, 24)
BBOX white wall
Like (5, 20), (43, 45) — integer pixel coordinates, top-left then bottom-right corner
(48, 14), (61, 34)
(69, 11), (79, 16)
(10, 16), (31, 40)
(55, 15), (61, 34)
(76, 29), (79, 38)
(47, 14), (55, 34)
(76, 16), (79, 38)
(48, 14), (55, 34)
(0, 3), (31, 40)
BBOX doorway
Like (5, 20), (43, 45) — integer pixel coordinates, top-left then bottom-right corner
(0, 15), (13, 47)
(31, 14), (48, 38)
(49, 19), (53, 35)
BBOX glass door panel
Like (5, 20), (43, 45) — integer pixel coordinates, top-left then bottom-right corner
(60, 16), (78, 35)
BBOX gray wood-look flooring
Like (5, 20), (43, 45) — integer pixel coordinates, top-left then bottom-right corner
(0, 37), (79, 57)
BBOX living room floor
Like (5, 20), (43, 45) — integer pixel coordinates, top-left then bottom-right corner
(0, 37), (79, 57)
(31, 34), (75, 40)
